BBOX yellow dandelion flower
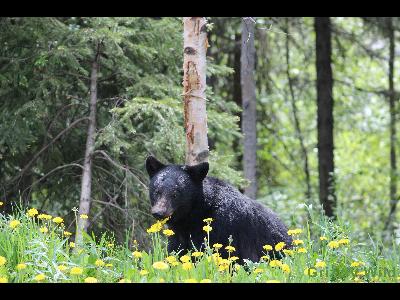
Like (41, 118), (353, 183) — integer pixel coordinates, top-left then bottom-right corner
(203, 218), (213, 223)
(293, 239), (304, 246)
(327, 241), (340, 249)
(235, 264), (241, 271)
(63, 231), (72, 237)
(263, 244), (273, 251)
(203, 225), (212, 233)
(52, 216), (63, 224)
(218, 264), (229, 272)
(287, 228), (302, 236)
(320, 236), (328, 241)
(40, 226), (48, 233)
(165, 256), (177, 264)
(0, 277), (8, 283)
(297, 247), (307, 253)
(213, 243), (223, 249)
(159, 278), (165, 283)
(38, 214), (52, 220)
(351, 261), (365, 267)
(16, 263), (27, 270)
(152, 261), (169, 270)
(357, 271), (366, 276)
(266, 280), (280, 283)
(304, 268), (317, 276)
(119, 279), (132, 283)
(69, 242), (75, 248)
(315, 261), (326, 269)
(27, 208), (39, 217)
(107, 243), (114, 248)
(200, 279), (212, 283)
(70, 267), (83, 275)
(139, 270), (149, 276)
(9, 219), (21, 229)
(184, 278), (198, 283)
(338, 238), (350, 245)
(182, 262), (193, 271)
(106, 263), (113, 268)
(146, 222), (163, 234)
(57, 265), (68, 272)
(280, 263), (291, 274)
(80, 214), (88, 219)
(261, 255), (270, 261)
(0, 201), (3, 206)
(269, 260), (283, 267)
(180, 255), (191, 263)
(229, 256), (239, 261)
(162, 229), (175, 236)
(84, 277), (98, 283)
(170, 261), (180, 267)
(192, 251), (203, 258)
(275, 242), (286, 251)
(225, 245), (236, 252)
(132, 251), (142, 259)
(254, 268), (264, 274)
(283, 249), (294, 256)
(95, 259), (105, 267)
(35, 273), (46, 281)
(0, 256), (7, 266)
(353, 277), (362, 282)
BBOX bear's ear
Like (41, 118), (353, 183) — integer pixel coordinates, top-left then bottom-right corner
(184, 162), (209, 182)
(145, 156), (166, 178)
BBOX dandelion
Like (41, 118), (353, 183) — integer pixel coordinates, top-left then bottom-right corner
(304, 268), (317, 276)
(357, 271), (366, 276)
(146, 222), (163, 233)
(266, 280), (280, 283)
(37, 214), (52, 220)
(165, 256), (177, 264)
(9, 219), (21, 229)
(203, 218), (213, 223)
(184, 278), (198, 283)
(283, 249), (294, 256)
(280, 264), (291, 274)
(180, 255), (191, 263)
(213, 243), (223, 250)
(269, 260), (283, 268)
(351, 261), (365, 268)
(57, 265), (68, 272)
(152, 261), (169, 270)
(35, 274), (46, 282)
(192, 251), (203, 258)
(225, 245), (236, 252)
(119, 279), (132, 283)
(275, 242), (286, 251)
(254, 268), (264, 274)
(203, 225), (212, 233)
(327, 241), (340, 249)
(263, 244), (273, 251)
(95, 259), (105, 267)
(200, 279), (212, 283)
(0, 201), (3, 206)
(70, 267), (83, 275)
(52, 217), (63, 224)
(132, 251), (142, 259)
(139, 270), (149, 276)
(315, 261), (326, 269)
(69, 242), (75, 248)
(320, 236), (328, 241)
(287, 228), (302, 236)
(80, 214), (88, 219)
(218, 265), (229, 272)
(16, 263), (27, 270)
(162, 229), (175, 236)
(106, 263), (113, 268)
(338, 238), (350, 245)
(159, 278), (165, 283)
(85, 277), (98, 283)
(0, 256), (7, 266)
(261, 255), (270, 261)
(0, 277), (8, 283)
(63, 231), (72, 237)
(293, 239), (304, 246)
(27, 208), (38, 217)
(353, 277), (362, 282)
(297, 247), (307, 253)
(229, 256), (239, 261)
(107, 243), (114, 248)
(182, 262), (192, 271)
(40, 226), (48, 233)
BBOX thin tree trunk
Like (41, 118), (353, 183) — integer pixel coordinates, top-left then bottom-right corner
(384, 17), (398, 232)
(183, 17), (209, 165)
(315, 17), (336, 218)
(241, 17), (257, 199)
(285, 18), (312, 201)
(75, 45), (100, 244)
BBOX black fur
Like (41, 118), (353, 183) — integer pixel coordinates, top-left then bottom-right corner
(145, 156), (292, 262)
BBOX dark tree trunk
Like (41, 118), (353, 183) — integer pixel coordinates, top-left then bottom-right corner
(315, 17), (336, 218)
(241, 18), (257, 199)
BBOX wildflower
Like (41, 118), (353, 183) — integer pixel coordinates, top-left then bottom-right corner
(266, 280), (280, 283)
(304, 268), (317, 276)
(159, 278), (165, 283)
(280, 263), (291, 274)
(80, 214), (88, 219)
(192, 251), (203, 258)
(170, 262), (180, 267)
(229, 256), (239, 261)
(85, 277), (98, 283)
(297, 247), (307, 253)
(357, 271), (366, 276)
(225, 245), (236, 252)
(269, 260), (283, 267)
(37, 214), (52, 220)
(263, 244), (273, 251)
(162, 229), (175, 236)
(327, 241), (340, 249)
(139, 270), (149, 276)
(69, 242), (75, 248)
(9, 219), (21, 229)
(52, 217), (63, 224)
(351, 261), (365, 268)
(287, 228), (302, 236)
(16, 263), (27, 270)
(293, 239), (304, 246)
(0, 201), (3, 206)
(203, 225), (212, 233)
(254, 268), (264, 274)
(218, 265), (229, 272)
(184, 278), (198, 283)
(160, 217), (170, 225)
(182, 262), (193, 271)
(95, 259), (105, 267)
(165, 256), (177, 264)
(275, 242), (286, 251)
(213, 243), (223, 250)
(0, 277), (8, 283)
(203, 218), (213, 223)
(353, 277), (362, 282)
(152, 261), (169, 270)
(261, 255), (270, 261)
(320, 236), (328, 241)
(180, 255), (191, 263)
(40, 226), (48, 233)
(338, 238), (350, 245)
(119, 279), (132, 283)
(27, 208), (38, 217)
(57, 265), (68, 272)
(283, 249), (294, 256)
(200, 279), (212, 283)
(146, 222), (162, 233)
(107, 243), (114, 248)
(70, 267), (83, 275)
(35, 274), (46, 282)
(315, 261), (326, 269)
(106, 263), (113, 268)
(235, 264), (241, 271)
(63, 231), (72, 237)
(132, 251), (142, 259)
(0, 256), (7, 266)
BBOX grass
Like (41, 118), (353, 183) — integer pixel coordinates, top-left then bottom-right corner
(0, 204), (399, 283)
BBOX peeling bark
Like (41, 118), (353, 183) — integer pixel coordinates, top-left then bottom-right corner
(183, 17), (209, 165)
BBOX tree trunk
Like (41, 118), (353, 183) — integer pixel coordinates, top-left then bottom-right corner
(183, 17), (209, 166)
(315, 17), (336, 218)
(384, 17), (398, 232)
(285, 18), (312, 202)
(241, 17), (258, 199)
(75, 46), (100, 245)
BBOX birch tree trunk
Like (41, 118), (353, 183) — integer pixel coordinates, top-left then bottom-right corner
(75, 47), (100, 245)
(241, 17), (257, 199)
(183, 17), (209, 166)
(315, 17), (336, 218)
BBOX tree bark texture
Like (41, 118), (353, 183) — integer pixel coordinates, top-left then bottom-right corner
(183, 17), (209, 166)
(315, 17), (336, 218)
(241, 18), (258, 199)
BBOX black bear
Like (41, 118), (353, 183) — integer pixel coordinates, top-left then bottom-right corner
(145, 156), (292, 262)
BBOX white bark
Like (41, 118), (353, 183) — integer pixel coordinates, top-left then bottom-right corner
(183, 17), (209, 166)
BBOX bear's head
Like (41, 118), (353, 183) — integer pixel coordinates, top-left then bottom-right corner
(145, 156), (209, 223)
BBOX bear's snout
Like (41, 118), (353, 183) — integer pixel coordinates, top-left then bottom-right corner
(151, 199), (173, 220)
